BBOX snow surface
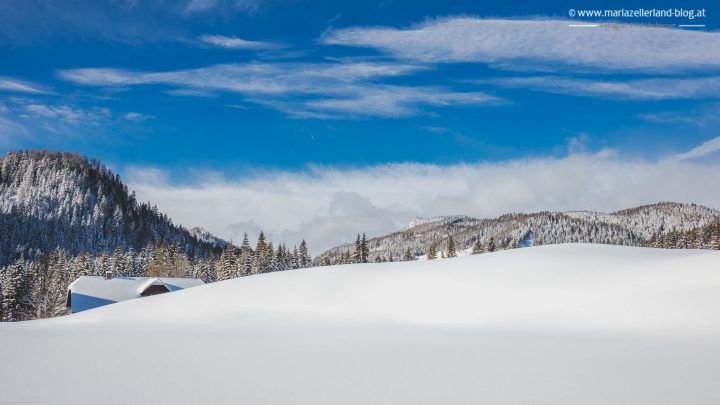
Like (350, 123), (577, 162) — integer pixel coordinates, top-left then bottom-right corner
(2, 244), (720, 404)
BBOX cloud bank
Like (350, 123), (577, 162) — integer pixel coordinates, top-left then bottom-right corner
(126, 138), (720, 255)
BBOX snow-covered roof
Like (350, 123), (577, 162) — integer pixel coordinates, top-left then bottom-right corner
(68, 276), (204, 303)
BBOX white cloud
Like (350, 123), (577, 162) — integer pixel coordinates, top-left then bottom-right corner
(322, 17), (720, 73)
(0, 76), (49, 94)
(126, 141), (720, 255)
(184, 0), (218, 13)
(124, 112), (154, 121)
(198, 34), (277, 49)
(59, 62), (425, 93)
(670, 136), (720, 161)
(304, 85), (499, 118)
(485, 76), (720, 100)
(183, 0), (258, 15)
(639, 103), (720, 127)
(59, 62), (500, 118)
(21, 104), (111, 123)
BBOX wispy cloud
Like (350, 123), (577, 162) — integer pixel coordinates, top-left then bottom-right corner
(670, 136), (720, 161)
(0, 76), (49, 94)
(183, 0), (259, 15)
(0, 98), (155, 147)
(198, 34), (278, 49)
(484, 76), (720, 100)
(21, 103), (111, 123)
(322, 17), (720, 73)
(126, 138), (720, 255)
(59, 61), (500, 118)
(639, 103), (720, 127)
(124, 112), (154, 122)
(183, 0), (218, 13)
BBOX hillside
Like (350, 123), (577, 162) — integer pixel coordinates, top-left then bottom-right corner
(2, 244), (720, 404)
(0, 150), (222, 266)
(0, 150), (314, 322)
(316, 202), (720, 263)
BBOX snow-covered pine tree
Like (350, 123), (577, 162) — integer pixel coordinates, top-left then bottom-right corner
(710, 226), (720, 250)
(299, 240), (311, 268)
(111, 245), (126, 276)
(265, 242), (276, 273)
(291, 246), (300, 269)
(403, 248), (414, 261)
(1, 259), (29, 321)
(240, 233), (253, 276)
(447, 236), (457, 257)
(253, 231), (268, 274)
(352, 234), (361, 263)
(427, 244), (437, 260)
(646, 233), (658, 248)
(471, 240), (484, 254)
(360, 234), (369, 263)
(217, 245), (238, 281)
(487, 237), (497, 252)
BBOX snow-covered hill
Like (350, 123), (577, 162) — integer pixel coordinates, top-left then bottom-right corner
(316, 202), (720, 263)
(2, 244), (720, 404)
(0, 150), (222, 266)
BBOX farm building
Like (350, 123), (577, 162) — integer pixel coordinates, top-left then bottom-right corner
(66, 272), (204, 313)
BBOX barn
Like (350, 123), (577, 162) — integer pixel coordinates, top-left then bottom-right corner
(66, 272), (205, 313)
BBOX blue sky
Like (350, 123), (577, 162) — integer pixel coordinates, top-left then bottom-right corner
(2, 0), (720, 251)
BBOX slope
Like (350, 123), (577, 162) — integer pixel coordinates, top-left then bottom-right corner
(1, 244), (720, 405)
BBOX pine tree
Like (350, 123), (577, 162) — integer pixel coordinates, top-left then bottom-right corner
(217, 246), (237, 281)
(291, 246), (300, 269)
(360, 233), (369, 263)
(352, 234), (362, 263)
(111, 245), (126, 276)
(240, 233), (253, 276)
(646, 233), (657, 248)
(299, 240), (311, 268)
(447, 236), (457, 258)
(265, 242), (276, 273)
(487, 236), (497, 252)
(1, 259), (28, 321)
(427, 244), (437, 260)
(403, 248), (414, 261)
(471, 240), (484, 255)
(710, 227), (720, 250)
(253, 231), (268, 274)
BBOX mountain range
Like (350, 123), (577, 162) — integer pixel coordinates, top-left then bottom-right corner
(315, 202), (720, 263)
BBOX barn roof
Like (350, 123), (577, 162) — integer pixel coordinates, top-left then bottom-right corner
(68, 276), (205, 303)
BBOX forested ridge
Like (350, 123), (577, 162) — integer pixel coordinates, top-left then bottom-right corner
(0, 150), (311, 321)
(315, 203), (720, 264)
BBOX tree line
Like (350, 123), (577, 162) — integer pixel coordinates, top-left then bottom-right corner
(0, 232), (311, 322)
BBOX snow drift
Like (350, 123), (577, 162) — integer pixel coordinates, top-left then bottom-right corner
(1, 244), (720, 404)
